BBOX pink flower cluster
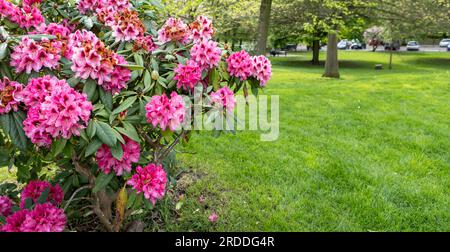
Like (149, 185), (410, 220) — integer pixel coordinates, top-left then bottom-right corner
(0, 196), (12, 217)
(20, 181), (64, 209)
(174, 60), (202, 91)
(19, 75), (66, 108)
(1, 181), (66, 233)
(35, 22), (72, 39)
(189, 16), (214, 42)
(133, 35), (157, 52)
(96, 137), (141, 176)
(10, 37), (61, 74)
(226, 50), (253, 81)
(127, 163), (167, 205)
(190, 39), (222, 70)
(23, 0), (42, 7)
(210, 86), (236, 112)
(227, 52), (272, 86)
(1, 203), (66, 232)
(101, 9), (146, 42)
(0, 77), (23, 115)
(158, 17), (190, 44)
(77, 0), (130, 14)
(68, 30), (131, 94)
(251, 55), (272, 86)
(0, 0), (44, 29)
(145, 92), (186, 131)
(22, 76), (92, 147)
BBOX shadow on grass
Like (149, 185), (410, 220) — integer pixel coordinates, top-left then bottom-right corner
(272, 58), (382, 70)
(402, 57), (450, 70)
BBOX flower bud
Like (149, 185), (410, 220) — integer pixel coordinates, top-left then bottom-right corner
(151, 70), (159, 80)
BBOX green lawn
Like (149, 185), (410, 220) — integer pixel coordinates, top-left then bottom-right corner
(171, 51), (450, 231)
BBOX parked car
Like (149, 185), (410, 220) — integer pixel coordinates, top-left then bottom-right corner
(439, 39), (450, 47)
(406, 41), (420, 51)
(448, 43), (450, 52)
(384, 41), (401, 51)
(350, 39), (363, 50)
(337, 40), (350, 50)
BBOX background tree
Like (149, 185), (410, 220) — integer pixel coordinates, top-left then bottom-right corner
(255, 0), (273, 55)
(368, 0), (450, 69)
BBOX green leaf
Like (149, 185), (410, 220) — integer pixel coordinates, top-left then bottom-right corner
(95, 121), (117, 147)
(115, 122), (140, 143)
(51, 138), (67, 157)
(18, 34), (57, 41)
(133, 53), (144, 67)
(0, 112), (28, 150)
(87, 120), (96, 139)
(93, 173), (114, 193)
(112, 128), (125, 144)
(85, 138), (103, 157)
(111, 96), (137, 115)
(83, 79), (97, 101)
(175, 54), (187, 65)
(24, 198), (33, 210)
(0, 43), (8, 61)
(99, 88), (113, 111)
(117, 64), (145, 70)
(37, 187), (50, 204)
(110, 142), (124, 161)
(127, 190), (137, 208)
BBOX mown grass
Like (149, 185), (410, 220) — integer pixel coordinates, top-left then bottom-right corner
(169, 51), (450, 231)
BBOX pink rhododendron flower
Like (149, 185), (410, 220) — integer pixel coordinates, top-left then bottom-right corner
(190, 39), (222, 70)
(35, 22), (72, 38)
(20, 203), (66, 232)
(23, 0), (42, 7)
(127, 163), (167, 205)
(68, 30), (131, 94)
(106, 9), (146, 42)
(0, 196), (13, 217)
(251, 55), (272, 86)
(101, 55), (131, 94)
(226, 50), (253, 81)
(189, 16), (214, 42)
(208, 212), (218, 223)
(22, 76), (92, 146)
(19, 6), (45, 28)
(38, 85), (92, 139)
(20, 181), (64, 209)
(1, 209), (29, 232)
(145, 92), (186, 131)
(0, 77), (23, 114)
(20, 75), (67, 108)
(23, 107), (53, 147)
(174, 60), (202, 91)
(10, 37), (61, 74)
(0, 0), (44, 29)
(133, 35), (157, 52)
(210, 86), (236, 112)
(158, 17), (189, 44)
(96, 137), (141, 176)
(77, 0), (130, 14)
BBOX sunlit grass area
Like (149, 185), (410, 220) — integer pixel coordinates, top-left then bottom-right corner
(169, 51), (450, 231)
(1, 51), (449, 231)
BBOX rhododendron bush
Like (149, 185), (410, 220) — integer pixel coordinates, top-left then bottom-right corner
(0, 0), (271, 232)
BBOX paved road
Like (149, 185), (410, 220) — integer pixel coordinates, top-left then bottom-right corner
(291, 44), (448, 52)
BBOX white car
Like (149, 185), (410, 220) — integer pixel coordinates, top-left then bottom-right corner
(439, 39), (450, 47)
(337, 40), (350, 50)
(406, 41), (420, 51)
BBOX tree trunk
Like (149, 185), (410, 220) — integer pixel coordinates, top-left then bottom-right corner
(389, 48), (393, 70)
(312, 40), (320, 65)
(255, 0), (273, 55)
(323, 32), (340, 78)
